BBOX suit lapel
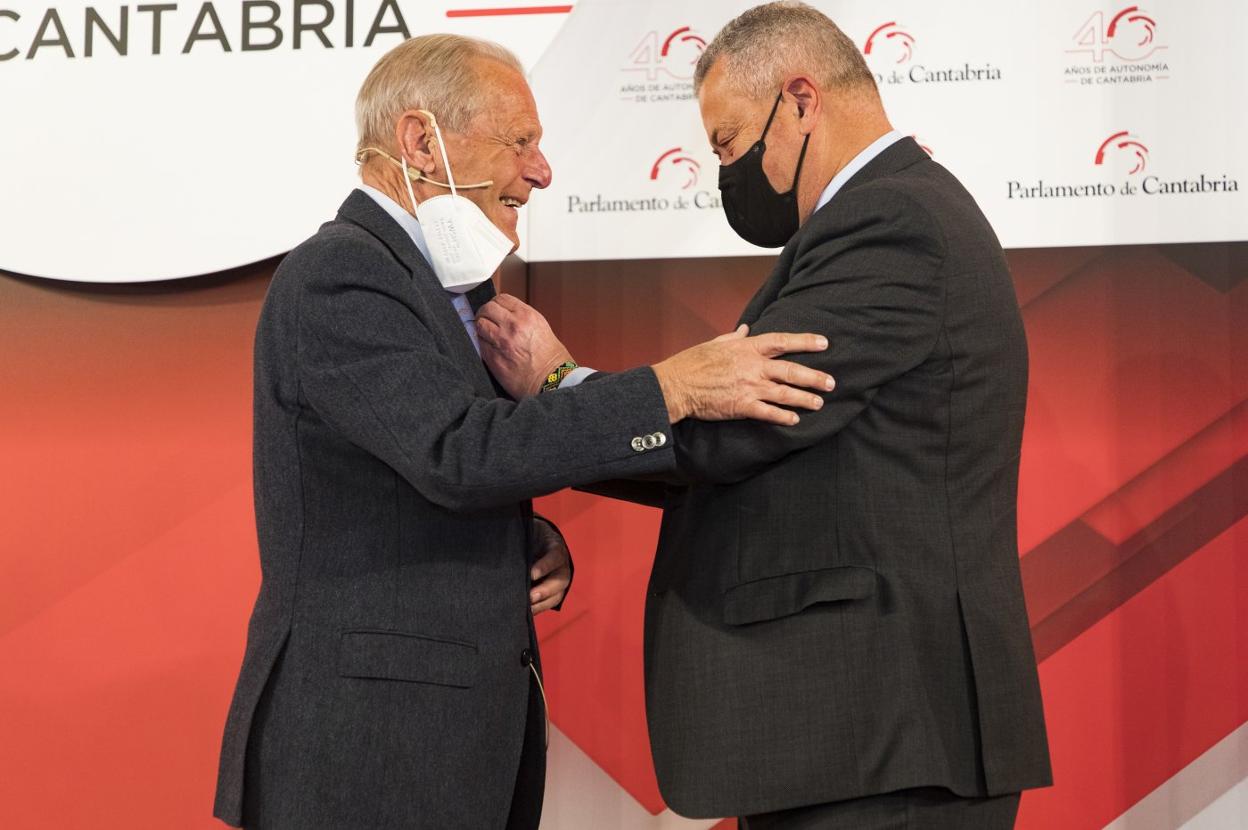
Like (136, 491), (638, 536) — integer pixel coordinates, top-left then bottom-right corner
(337, 190), (497, 398)
(736, 137), (930, 326)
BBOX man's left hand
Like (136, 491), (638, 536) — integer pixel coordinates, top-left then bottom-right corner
(530, 519), (572, 615)
(477, 294), (573, 399)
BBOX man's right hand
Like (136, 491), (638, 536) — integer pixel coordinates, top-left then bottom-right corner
(652, 325), (835, 425)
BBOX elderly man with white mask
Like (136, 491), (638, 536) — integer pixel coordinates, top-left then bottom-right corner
(212, 33), (834, 830)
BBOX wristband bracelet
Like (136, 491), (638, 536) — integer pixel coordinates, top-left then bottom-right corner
(541, 361), (579, 394)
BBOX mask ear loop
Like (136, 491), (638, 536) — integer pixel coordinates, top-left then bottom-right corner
(354, 144), (492, 190)
(760, 90), (809, 194)
(759, 90), (785, 141)
(421, 111), (483, 257)
(374, 111), (460, 215)
(421, 111), (459, 200)
(400, 154), (421, 216)
(790, 133), (810, 194)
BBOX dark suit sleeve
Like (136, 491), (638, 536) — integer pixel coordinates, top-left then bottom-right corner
(673, 185), (945, 484)
(574, 478), (669, 508)
(296, 238), (675, 511)
(573, 373), (687, 504)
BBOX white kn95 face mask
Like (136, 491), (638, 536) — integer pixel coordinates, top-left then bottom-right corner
(357, 111), (514, 293)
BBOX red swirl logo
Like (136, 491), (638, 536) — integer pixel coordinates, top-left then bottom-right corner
(1095, 131), (1150, 175)
(650, 147), (701, 189)
(864, 22), (915, 64)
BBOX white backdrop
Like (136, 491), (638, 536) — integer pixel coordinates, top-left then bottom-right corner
(2, 0), (1244, 282)
(525, 0), (1248, 261)
(0, 0), (579, 282)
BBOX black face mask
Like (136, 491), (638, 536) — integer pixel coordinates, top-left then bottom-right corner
(718, 91), (810, 248)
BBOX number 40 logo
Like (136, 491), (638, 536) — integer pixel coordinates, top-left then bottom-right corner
(623, 26), (707, 81)
(1068, 5), (1164, 63)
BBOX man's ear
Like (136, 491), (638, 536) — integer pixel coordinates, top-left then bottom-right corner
(783, 75), (821, 134)
(394, 110), (437, 174)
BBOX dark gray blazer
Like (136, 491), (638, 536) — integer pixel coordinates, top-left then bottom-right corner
(213, 190), (675, 829)
(631, 138), (1052, 817)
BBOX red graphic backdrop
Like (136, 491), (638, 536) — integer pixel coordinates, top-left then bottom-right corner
(0, 241), (1244, 828)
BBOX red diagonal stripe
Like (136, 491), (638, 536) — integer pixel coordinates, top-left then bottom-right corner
(1084, 399), (1248, 545)
(1018, 251), (1248, 555)
(446, 5), (572, 17)
(1018, 516), (1248, 829)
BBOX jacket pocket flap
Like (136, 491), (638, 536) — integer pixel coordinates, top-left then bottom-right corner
(723, 566), (875, 626)
(338, 629), (478, 688)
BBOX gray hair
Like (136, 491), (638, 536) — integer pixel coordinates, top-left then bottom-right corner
(694, 1), (876, 100)
(355, 33), (523, 152)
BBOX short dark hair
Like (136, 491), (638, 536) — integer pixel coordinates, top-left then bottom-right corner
(694, 2), (876, 99)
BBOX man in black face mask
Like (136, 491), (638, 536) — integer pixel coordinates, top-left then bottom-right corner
(713, 87), (812, 249)
(480, 3), (1051, 828)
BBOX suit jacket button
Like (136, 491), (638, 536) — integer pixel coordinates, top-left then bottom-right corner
(652, 432), (667, 447)
(631, 437), (645, 452)
(642, 434), (658, 450)
(520, 648), (533, 667)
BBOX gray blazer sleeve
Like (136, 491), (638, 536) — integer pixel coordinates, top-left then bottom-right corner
(673, 185), (945, 484)
(574, 373), (686, 506)
(295, 238), (675, 511)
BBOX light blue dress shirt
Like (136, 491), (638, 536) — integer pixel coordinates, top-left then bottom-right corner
(812, 130), (904, 215)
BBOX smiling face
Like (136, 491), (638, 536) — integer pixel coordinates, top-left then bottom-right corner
(431, 58), (552, 250)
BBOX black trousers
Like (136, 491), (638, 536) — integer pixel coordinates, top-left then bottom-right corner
(503, 681), (547, 830)
(740, 787), (1021, 830)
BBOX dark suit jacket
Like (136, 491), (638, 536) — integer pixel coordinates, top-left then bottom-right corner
(633, 138), (1052, 817)
(213, 190), (675, 829)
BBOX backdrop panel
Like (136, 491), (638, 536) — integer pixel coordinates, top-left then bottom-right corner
(525, 0), (1248, 260)
(0, 0), (581, 282)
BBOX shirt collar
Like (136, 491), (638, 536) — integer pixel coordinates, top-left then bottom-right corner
(358, 184), (433, 268)
(812, 130), (904, 215)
